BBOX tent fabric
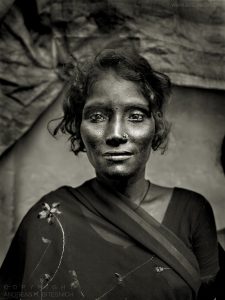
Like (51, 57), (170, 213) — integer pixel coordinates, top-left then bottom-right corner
(0, 0), (225, 156)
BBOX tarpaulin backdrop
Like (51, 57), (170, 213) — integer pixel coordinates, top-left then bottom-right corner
(0, 0), (225, 157)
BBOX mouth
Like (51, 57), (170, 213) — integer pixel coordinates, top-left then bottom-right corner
(103, 151), (133, 161)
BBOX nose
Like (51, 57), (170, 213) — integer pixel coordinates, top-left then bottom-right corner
(105, 116), (127, 147)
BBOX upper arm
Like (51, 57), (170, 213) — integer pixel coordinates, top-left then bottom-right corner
(191, 196), (219, 280)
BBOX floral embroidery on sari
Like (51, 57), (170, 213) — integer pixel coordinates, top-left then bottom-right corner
(38, 202), (61, 224)
(26, 237), (52, 284)
(69, 270), (85, 298)
(33, 202), (65, 296)
(95, 255), (172, 299)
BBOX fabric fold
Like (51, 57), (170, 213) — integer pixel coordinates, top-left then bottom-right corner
(66, 178), (201, 296)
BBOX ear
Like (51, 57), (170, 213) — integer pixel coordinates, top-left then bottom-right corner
(152, 133), (160, 151)
(151, 112), (159, 151)
(79, 137), (86, 152)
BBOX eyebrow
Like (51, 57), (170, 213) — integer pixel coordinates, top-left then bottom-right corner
(83, 104), (151, 117)
(83, 102), (108, 110)
(83, 100), (150, 111)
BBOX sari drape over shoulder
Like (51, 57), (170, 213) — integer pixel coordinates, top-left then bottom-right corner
(0, 178), (215, 300)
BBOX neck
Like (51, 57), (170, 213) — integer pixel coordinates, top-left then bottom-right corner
(96, 172), (149, 205)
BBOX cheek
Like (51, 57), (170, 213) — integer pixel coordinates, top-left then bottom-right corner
(131, 121), (155, 152)
(80, 122), (103, 151)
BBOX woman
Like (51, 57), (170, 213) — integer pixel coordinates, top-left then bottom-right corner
(0, 49), (219, 299)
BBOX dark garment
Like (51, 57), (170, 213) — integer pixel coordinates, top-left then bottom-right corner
(162, 186), (219, 280)
(0, 179), (219, 300)
(215, 244), (225, 300)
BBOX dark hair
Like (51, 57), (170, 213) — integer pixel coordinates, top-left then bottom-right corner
(51, 48), (172, 155)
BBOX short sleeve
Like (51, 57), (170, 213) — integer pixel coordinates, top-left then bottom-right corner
(191, 196), (219, 280)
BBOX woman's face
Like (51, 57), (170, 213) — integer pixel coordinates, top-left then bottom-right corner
(80, 71), (155, 181)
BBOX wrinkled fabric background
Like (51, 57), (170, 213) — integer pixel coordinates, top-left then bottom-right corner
(1, 0), (225, 156)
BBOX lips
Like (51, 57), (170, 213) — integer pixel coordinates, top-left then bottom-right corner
(103, 151), (133, 161)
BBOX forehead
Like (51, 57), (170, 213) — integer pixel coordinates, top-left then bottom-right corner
(85, 71), (148, 107)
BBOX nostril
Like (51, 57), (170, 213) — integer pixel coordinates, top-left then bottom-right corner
(106, 138), (120, 147)
(106, 135), (128, 146)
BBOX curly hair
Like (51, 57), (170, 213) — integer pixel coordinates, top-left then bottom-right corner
(51, 48), (172, 155)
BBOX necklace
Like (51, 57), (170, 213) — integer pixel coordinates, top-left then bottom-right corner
(135, 180), (150, 210)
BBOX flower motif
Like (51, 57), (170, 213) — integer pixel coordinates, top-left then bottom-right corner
(70, 270), (80, 289)
(41, 236), (51, 244)
(115, 272), (124, 285)
(40, 273), (51, 285)
(155, 266), (170, 273)
(38, 202), (61, 224)
(69, 270), (85, 297)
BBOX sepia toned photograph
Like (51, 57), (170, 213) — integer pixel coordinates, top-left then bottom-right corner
(0, 0), (225, 299)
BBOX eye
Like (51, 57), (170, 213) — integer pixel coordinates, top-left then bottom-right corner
(128, 112), (145, 122)
(89, 112), (106, 123)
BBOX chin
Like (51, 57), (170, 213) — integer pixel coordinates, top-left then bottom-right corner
(101, 165), (137, 180)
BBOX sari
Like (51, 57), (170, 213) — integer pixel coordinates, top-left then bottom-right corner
(0, 178), (210, 299)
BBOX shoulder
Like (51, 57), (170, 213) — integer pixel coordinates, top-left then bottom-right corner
(173, 187), (212, 211)
(173, 187), (216, 230)
(150, 183), (210, 211)
(16, 185), (78, 235)
(18, 180), (93, 233)
(23, 186), (69, 215)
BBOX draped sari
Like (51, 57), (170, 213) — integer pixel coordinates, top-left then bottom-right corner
(0, 178), (216, 300)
